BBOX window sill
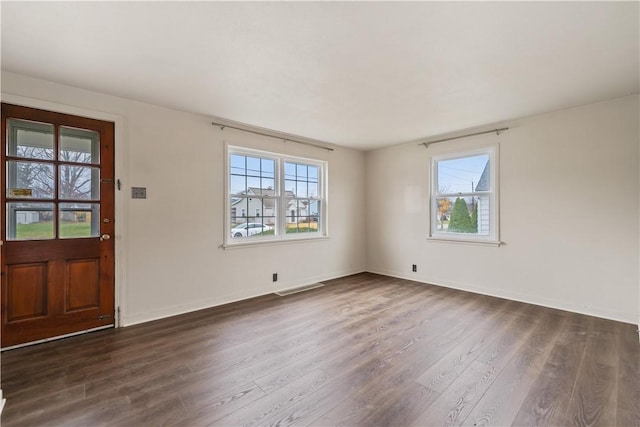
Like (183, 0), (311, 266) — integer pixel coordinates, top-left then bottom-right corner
(427, 236), (502, 247)
(222, 235), (330, 250)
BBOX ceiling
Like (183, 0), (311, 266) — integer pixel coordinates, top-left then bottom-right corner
(1, 2), (638, 151)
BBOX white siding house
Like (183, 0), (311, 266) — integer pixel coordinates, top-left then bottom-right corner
(474, 161), (490, 236)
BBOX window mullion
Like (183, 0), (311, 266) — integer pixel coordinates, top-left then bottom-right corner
(438, 191), (483, 198)
(275, 157), (283, 237)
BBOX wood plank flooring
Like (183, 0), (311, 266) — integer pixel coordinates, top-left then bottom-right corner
(2, 273), (638, 426)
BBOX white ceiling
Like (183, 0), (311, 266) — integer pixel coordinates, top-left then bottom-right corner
(1, 2), (638, 151)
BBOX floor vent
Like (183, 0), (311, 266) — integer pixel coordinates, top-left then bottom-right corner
(275, 283), (324, 296)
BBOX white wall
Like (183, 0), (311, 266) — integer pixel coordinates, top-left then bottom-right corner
(366, 95), (639, 324)
(1, 71), (366, 326)
(2, 71), (638, 327)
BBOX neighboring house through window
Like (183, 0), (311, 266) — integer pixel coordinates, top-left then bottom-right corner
(430, 145), (499, 244)
(227, 146), (326, 244)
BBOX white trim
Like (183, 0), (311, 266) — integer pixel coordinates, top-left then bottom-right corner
(222, 235), (330, 250)
(426, 237), (502, 247)
(121, 269), (364, 326)
(368, 268), (637, 325)
(1, 92), (127, 329)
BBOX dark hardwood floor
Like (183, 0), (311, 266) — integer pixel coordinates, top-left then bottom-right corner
(2, 273), (639, 426)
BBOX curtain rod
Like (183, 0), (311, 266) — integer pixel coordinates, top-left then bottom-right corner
(420, 127), (509, 148)
(212, 121), (334, 152)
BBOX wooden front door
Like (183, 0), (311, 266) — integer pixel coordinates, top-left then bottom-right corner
(1, 103), (115, 348)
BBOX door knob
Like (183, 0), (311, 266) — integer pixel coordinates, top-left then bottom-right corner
(100, 234), (111, 241)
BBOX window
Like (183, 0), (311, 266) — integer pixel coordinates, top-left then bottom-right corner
(5, 119), (102, 240)
(430, 146), (499, 244)
(227, 146), (326, 245)
(284, 161), (321, 234)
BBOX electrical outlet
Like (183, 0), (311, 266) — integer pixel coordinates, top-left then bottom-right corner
(273, 273), (278, 282)
(412, 264), (417, 272)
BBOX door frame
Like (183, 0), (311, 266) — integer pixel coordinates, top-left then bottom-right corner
(1, 93), (126, 335)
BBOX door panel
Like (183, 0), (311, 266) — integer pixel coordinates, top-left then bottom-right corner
(65, 259), (100, 312)
(6, 263), (47, 322)
(1, 103), (115, 348)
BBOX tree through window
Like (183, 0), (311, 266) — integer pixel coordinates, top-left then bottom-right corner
(430, 146), (499, 244)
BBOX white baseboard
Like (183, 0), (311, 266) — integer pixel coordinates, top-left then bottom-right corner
(113, 267), (637, 330)
(121, 268), (366, 327)
(367, 268), (637, 325)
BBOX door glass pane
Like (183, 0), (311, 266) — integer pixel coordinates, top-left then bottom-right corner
(6, 161), (54, 199)
(7, 119), (54, 160)
(59, 165), (99, 200)
(59, 203), (99, 238)
(7, 202), (54, 240)
(60, 126), (100, 164)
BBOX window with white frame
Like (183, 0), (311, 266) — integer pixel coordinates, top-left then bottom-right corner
(227, 146), (326, 244)
(430, 146), (499, 243)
